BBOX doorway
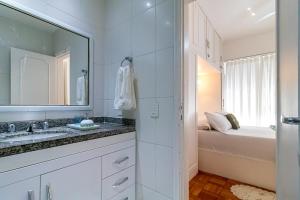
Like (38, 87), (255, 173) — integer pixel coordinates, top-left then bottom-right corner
(56, 52), (71, 105)
(183, 0), (277, 199)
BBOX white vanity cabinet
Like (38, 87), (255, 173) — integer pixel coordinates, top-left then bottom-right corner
(40, 158), (101, 200)
(0, 177), (40, 200)
(0, 132), (136, 200)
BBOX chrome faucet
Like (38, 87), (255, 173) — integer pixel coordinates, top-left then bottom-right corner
(8, 123), (16, 133)
(43, 121), (49, 130)
(26, 123), (36, 133)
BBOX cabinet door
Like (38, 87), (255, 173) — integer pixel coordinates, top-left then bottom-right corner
(214, 32), (222, 70)
(206, 19), (215, 63)
(197, 5), (206, 58)
(192, 1), (199, 48)
(0, 177), (40, 200)
(41, 158), (101, 200)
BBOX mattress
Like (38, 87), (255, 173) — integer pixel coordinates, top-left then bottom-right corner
(198, 126), (276, 161)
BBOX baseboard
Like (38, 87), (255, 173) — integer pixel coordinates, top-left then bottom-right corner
(189, 163), (198, 180)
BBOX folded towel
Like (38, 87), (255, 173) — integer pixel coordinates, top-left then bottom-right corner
(76, 76), (86, 105)
(114, 65), (136, 110)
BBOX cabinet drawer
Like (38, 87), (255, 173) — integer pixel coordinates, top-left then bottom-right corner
(102, 166), (135, 200)
(110, 185), (135, 200)
(102, 147), (135, 178)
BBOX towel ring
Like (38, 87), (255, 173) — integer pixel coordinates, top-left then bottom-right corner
(121, 57), (133, 67)
(81, 69), (88, 77)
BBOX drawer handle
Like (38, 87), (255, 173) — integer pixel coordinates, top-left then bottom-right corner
(46, 184), (53, 200)
(122, 198), (129, 200)
(114, 156), (129, 165)
(112, 177), (129, 189)
(28, 190), (35, 200)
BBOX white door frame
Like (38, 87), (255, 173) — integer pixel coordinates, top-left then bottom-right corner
(176, 0), (197, 199)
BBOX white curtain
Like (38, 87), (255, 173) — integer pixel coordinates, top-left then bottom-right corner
(223, 53), (276, 127)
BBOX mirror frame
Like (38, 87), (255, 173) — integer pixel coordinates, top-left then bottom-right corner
(0, 0), (94, 112)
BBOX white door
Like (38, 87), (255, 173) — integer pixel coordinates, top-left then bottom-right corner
(277, 0), (299, 199)
(0, 177), (40, 200)
(11, 48), (56, 105)
(56, 53), (70, 105)
(40, 158), (101, 200)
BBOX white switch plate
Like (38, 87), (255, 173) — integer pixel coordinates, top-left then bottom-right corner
(150, 102), (159, 119)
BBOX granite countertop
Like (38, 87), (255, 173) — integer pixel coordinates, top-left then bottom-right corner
(0, 122), (135, 158)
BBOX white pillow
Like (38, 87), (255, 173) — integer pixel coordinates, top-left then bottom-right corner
(198, 119), (211, 130)
(204, 112), (232, 133)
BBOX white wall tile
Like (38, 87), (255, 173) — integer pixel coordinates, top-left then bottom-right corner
(155, 145), (173, 198)
(137, 142), (156, 189)
(93, 65), (104, 100)
(156, 48), (174, 97)
(58, 0), (105, 28)
(104, 64), (119, 100)
(156, 0), (169, 5)
(93, 28), (105, 65)
(133, 0), (155, 16)
(136, 99), (156, 143)
(93, 98), (104, 117)
(156, 98), (174, 147)
(103, 100), (122, 118)
(110, 21), (132, 64)
(45, 111), (92, 119)
(103, 30), (112, 65)
(108, 64), (120, 100)
(156, 0), (174, 50)
(105, 0), (132, 29)
(103, 65), (110, 99)
(133, 53), (156, 99)
(133, 7), (155, 56)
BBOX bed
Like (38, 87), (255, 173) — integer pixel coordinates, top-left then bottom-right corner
(197, 126), (276, 190)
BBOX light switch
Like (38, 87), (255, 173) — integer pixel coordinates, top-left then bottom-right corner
(150, 102), (159, 119)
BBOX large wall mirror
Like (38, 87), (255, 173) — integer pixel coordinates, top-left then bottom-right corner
(0, 3), (92, 109)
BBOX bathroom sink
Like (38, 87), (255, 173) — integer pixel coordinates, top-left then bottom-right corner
(0, 130), (72, 143)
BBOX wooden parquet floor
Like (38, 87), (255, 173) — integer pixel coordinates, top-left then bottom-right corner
(189, 171), (242, 200)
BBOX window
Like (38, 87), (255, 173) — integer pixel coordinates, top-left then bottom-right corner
(222, 53), (276, 127)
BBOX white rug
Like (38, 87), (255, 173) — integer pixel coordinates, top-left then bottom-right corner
(231, 185), (276, 200)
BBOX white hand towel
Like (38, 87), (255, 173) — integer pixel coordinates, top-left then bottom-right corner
(114, 65), (136, 110)
(76, 76), (86, 105)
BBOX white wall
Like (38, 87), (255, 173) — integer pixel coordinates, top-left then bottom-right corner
(103, 0), (177, 199)
(0, 0), (105, 120)
(223, 31), (276, 60)
(197, 72), (221, 120)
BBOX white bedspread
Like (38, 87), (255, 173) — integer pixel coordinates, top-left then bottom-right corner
(198, 126), (276, 161)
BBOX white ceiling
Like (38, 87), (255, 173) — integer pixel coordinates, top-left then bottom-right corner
(198, 0), (275, 41)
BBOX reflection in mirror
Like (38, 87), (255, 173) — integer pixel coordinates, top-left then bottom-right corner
(0, 4), (89, 106)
